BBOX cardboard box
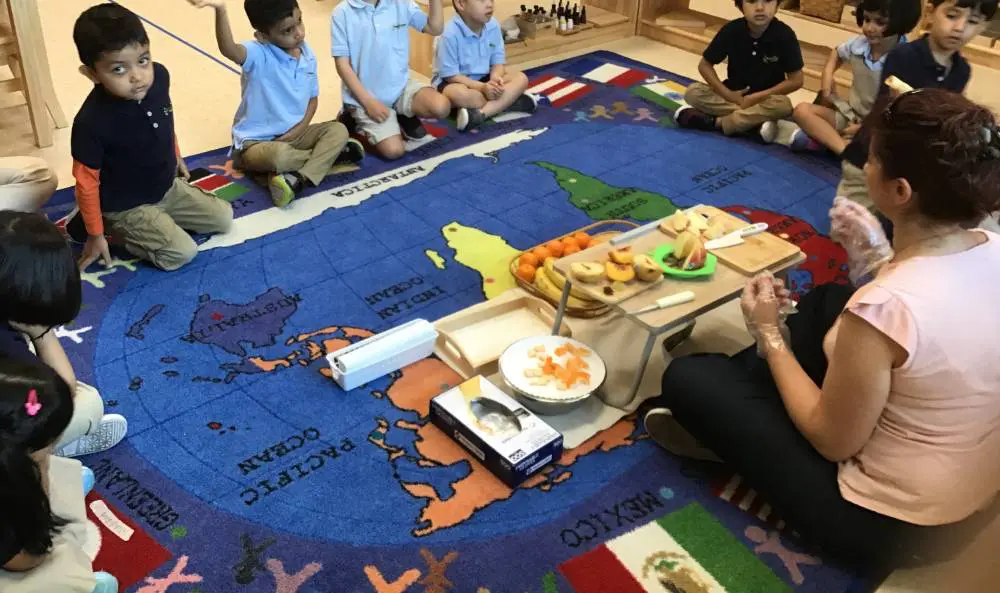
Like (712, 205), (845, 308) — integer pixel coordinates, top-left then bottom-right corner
(430, 377), (563, 488)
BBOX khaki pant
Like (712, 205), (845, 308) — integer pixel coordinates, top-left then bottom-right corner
(684, 83), (793, 135)
(0, 156), (57, 212)
(105, 177), (233, 271)
(234, 121), (349, 187)
(56, 382), (105, 449)
(836, 161), (872, 209)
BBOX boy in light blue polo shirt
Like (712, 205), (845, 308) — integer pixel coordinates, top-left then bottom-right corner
(434, 0), (535, 132)
(191, 0), (363, 207)
(332, 0), (451, 160)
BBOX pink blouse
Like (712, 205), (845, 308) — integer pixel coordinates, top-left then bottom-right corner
(828, 231), (1000, 525)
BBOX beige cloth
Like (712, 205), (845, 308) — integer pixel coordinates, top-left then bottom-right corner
(56, 382), (106, 450)
(234, 121), (350, 187)
(836, 161), (872, 208)
(104, 177), (233, 271)
(0, 157), (57, 212)
(684, 83), (793, 135)
(0, 457), (96, 593)
(346, 79), (430, 145)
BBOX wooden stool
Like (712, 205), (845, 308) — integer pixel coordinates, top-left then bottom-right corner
(0, 0), (67, 147)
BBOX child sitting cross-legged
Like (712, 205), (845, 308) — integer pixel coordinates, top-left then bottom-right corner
(190, 0), (364, 207)
(69, 4), (233, 272)
(675, 0), (804, 137)
(761, 0), (921, 153)
(0, 357), (119, 593)
(433, 0), (537, 132)
(332, 0), (452, 160)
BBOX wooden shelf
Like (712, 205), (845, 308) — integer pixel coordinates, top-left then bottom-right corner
(639, 9), (853, 96)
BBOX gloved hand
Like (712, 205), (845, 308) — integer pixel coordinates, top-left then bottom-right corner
(829, 197), (894, 285)
(741, 272), (792, 357)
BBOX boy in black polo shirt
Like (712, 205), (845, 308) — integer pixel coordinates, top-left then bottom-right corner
(837, 0), (996, 206)
(675, 0), (804, 136)
(70, 4), (233, 272)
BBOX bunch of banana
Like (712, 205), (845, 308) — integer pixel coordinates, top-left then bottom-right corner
(533, 258), (605, 311)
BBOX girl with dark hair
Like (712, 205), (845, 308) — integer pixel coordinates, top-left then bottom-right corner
(0, 358), (118, 592)
(762, 0), (922, 153)
(0, 211), (127, 457)
(649, 89), (1000, 575)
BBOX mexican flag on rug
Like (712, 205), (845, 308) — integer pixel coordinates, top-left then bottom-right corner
(631, 79), (689, 113)
(188, 167), (250, 202)
(560, 503), (793, 593)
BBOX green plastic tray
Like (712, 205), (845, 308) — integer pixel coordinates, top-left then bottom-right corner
(650, 244), (717, 278)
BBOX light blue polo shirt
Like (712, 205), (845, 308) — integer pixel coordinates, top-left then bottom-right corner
(231, 41), (320, 149)
(332, 0), (428, 107)
(836, 34), (906, 117)
(432, 16), (505, 87)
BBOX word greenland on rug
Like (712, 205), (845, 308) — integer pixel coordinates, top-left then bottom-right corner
(43, 51), (861, 593)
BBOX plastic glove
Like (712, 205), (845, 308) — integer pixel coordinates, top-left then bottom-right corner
(741, 272), (792, 357)
(829, 196), (894, 285)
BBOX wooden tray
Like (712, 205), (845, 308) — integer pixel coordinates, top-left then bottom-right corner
(434, 292), (571, 379)
(510, 220), (638, 318)
(658, 205), (802, 275)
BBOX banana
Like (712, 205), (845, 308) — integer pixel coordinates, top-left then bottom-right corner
(543, 258), (600, 302)
(534, 268), (602, 309)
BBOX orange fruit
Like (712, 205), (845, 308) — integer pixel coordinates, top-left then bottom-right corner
(563, 243), (581, 256)
(532, 246), (552, 261)
(516, 263), (537, 282)
(561, 236), (578, 249)
(519, 252), (540, 267)
(573, 232), (592, 249)
(545, 240), (565, 258)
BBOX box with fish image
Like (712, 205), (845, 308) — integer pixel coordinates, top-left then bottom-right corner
(430, 376), (563, 488)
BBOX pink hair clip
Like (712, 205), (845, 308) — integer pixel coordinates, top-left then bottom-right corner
(24, 389), (41, 417)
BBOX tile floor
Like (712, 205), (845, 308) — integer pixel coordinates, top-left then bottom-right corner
(2, 1), (998, 590)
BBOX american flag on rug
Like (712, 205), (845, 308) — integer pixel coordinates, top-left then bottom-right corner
(713, 473), (788, 531)
(526, 75), (593, 107)
(580, 63), (654, 88)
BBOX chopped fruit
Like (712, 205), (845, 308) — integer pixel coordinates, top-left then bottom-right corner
(555, 342), (592, 358)
(532, 246), (552, 261)
(608, 246), (634, 265)
(524, 368), (542, 378)
(562, 243), (581, 256)
(611, 280), (627, 292)
(703, 221), (728, 240)
(519, 252), (540, 267)
(516, 263), (537, 282)
(682, 243), (708, 270)
(570, 262), (604, 284)
(545, 240), (565, 258)
(573, 232), (592, 249)
(591, 234), (611, 245)
(664, 210), (689, 233)
(605, 261), (635, 282)
(634, 254), (662, 282)
(542, 356), (558, 375)
(673, 230), (702, 259)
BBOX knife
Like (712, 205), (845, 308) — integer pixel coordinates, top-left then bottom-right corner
(704, 223), (768, 250)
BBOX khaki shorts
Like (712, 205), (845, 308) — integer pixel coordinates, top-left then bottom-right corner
(833, 103), (861, 132)
(346, 79), (430, 145)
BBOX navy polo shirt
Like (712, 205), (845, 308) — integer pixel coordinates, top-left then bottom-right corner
(71, 62), (178, 214)
(841, 36), (971, 168)
(0, 323), (30, 360)
(703, 18), (804, 94)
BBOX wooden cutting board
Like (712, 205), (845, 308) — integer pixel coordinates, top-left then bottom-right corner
(660, 205), (802, 275)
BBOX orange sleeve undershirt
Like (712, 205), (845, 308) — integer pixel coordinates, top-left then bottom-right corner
(72, 160), (103, 237)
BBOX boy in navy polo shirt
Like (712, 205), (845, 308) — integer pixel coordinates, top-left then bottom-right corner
(190, 0), (363, 207)
(675, 0), (804, 136)
(433, 0), (536, 132)
(70, 4), (233, 272)
(837, 0), (996, 206)
(333, 0), (452, 160)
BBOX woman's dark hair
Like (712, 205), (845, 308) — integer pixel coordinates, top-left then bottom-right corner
(0, 211), (81, 328)
(0, 359), (74, 557)
(872, 89), (1000, 225)
(73, 4), (150, 68)
(245, 0), (299, 33)
(855, 0), (923, 36)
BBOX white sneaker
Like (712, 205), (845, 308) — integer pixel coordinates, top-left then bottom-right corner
(57, 414), (128, 458)
(759, 121), (778, 143)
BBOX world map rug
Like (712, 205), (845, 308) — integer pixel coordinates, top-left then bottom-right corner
(40, 51), (871, 593)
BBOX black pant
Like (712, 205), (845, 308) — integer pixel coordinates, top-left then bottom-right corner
(660, 284), (982, 575)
